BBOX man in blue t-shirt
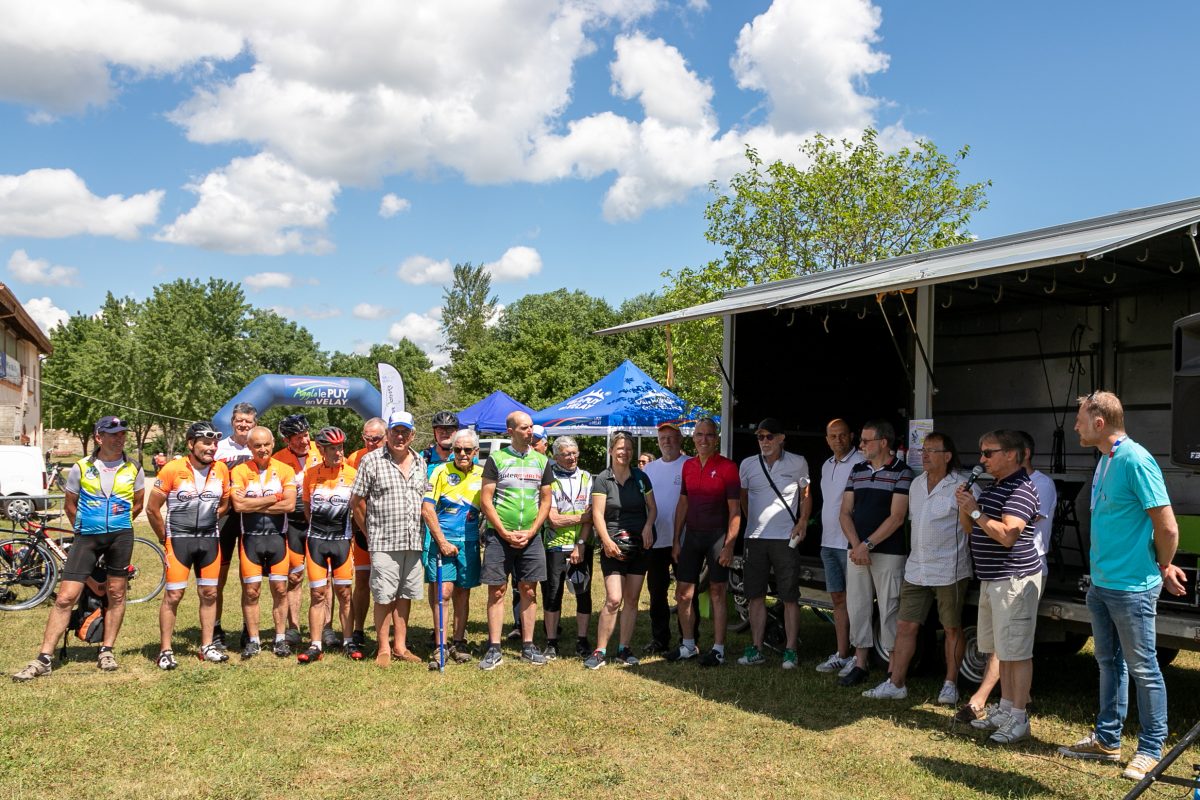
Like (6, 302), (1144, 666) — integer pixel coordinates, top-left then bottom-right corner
(1057, 391), (1187, 782)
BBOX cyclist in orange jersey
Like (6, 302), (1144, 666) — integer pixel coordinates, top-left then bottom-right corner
(297, 427), (361, 663)
(272, 414), (322, 650)
(229, 426), (296, 659)
(147, 422), (231, 669)
(346, 416), (386, 648)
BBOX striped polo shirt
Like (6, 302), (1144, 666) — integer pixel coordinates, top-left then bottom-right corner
(844, 456), (913, 556)
(970, 468), (1041, 581)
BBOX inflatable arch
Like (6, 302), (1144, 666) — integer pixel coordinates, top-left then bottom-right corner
(212, 375), (383, 434)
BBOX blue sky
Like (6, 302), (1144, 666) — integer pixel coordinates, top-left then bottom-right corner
(1, 0), (1197, 367)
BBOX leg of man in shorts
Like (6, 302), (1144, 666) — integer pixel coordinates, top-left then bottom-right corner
(350, 528), (372, 646)
(479, 531), (548, 669)
(159, 537), (224, 666)
(213, 514), (240, 650)
(298, 538), (357, 663)
(739, 539), (801, 668)
(239, 535), (289, 658)
(668, 529), (727, 662)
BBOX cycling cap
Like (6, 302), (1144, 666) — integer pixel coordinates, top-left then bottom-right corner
(187, 421), (222, 441)
(566, 562), (590, 596)
(313, 426), (346, 447)
(431, 410), (460, 428)
(532, 424), (547, 442)
(278, 414), (310, 438)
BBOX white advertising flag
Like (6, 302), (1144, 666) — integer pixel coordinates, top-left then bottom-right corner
(378, 363), (405, 417)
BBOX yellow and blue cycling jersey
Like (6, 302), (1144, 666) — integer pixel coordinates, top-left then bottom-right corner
(423, 462), (483, 543)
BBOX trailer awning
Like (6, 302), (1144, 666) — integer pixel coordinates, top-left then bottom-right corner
(597, 196), (1200, 335)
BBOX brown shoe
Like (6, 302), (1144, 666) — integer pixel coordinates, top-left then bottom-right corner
(954, 702), (984, 724)
(392, 649), (422, 663)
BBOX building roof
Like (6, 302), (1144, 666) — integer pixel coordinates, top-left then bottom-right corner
(597, 195), (1200, 335)
(0, 283), (54, 354)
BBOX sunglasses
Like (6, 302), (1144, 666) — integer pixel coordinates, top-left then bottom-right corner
(363, 435), (384, 444)
(452, 446), (477, 454)
(192, 431), (221, 441)
(756, 433), (777, 441)
(980, 448), (1008, 458)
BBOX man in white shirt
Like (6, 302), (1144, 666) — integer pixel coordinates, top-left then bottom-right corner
(814, 419), (864, 675)
(737, 418), (810, 669)
(213, 401), (257, 650)
(640, 421), (691, 654)
(863, 432), (972, 703)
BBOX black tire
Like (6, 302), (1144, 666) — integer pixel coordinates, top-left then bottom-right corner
(4, 496), (35, 521)
(958, 623), (989, 685)
(0, 538), (58, 611)
(126, 537), (167, 604)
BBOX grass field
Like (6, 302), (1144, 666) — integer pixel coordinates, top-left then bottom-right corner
(3, 524), (1200, 799)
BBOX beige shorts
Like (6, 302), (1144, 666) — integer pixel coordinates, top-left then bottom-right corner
(977, 573), (1044, 661)
(369, 549), (424, 603)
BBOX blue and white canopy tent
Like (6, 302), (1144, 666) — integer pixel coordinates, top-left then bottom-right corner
(531, 360), (712, 436)
(458, 390), (535, 434)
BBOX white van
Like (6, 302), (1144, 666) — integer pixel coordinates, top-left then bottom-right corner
(0, 446), (48, 519)
(476, 438), (511, 460)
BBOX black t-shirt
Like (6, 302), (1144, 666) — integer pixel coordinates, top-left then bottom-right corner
(592, 467), (653, 537)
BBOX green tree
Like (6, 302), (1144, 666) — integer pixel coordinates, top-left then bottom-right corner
(42, 313), (106, 453)
(662, 128), (990, 411)
(441, 262), (498, 364)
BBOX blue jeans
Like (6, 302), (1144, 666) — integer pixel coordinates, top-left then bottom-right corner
(1087, 583), (1167, 756)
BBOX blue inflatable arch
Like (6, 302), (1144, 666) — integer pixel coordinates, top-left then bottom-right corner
(212, 375), (383, 434)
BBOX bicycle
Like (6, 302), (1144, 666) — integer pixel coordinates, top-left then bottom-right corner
(0, 509), (166, 611)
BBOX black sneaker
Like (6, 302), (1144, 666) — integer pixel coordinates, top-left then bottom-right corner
(352, 630), (366, 648)
(321, 626), (339, 650)
(284, 628), (302, 647)
(698, 648), (725, 667)
(241, 640), (262, 660)
(615, 646), (640, 666)
(575, 638), (592, 659)
(297, 644), (323, 664)
(211, 624), (227, 651)
(239, 623), (250, 648)
(344, 641), (364, 661)
(642, 641), (670, 655)
(838, 666), (870, 687)
(543, 643), (558, 661)
(273, 640), (292, 658)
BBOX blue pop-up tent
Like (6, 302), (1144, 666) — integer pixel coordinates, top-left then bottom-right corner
(458, 390), (535, 434)
(531, 360), (711, 435)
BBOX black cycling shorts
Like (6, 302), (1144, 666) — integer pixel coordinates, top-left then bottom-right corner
(218, 514), (241, 566)
(61, 529), (134, 582)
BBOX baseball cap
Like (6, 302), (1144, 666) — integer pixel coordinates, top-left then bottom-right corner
(387, 410), (415, 430)
(94, 415), (128, 434)
(756, 418), (785, 435)
(532, 424), (547, 441)
(656, 420), (681, 432)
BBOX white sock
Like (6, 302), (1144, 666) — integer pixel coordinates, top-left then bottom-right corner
(999, 698), (1013, 712)
(683, 638), (696, 651)
(713, 644), (725, 656)
(275, 634), (286, 643)
(1009, 708), (1027, 723)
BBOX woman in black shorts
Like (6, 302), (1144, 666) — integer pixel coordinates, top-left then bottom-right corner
(583, 431), (656, 669)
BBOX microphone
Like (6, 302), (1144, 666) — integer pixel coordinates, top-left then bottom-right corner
(963, 464), (985, 491)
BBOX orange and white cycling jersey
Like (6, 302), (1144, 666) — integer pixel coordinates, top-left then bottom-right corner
(303, 463), (357, 541)
(153, 459), (230, 538)
(274, 444), (321, 518)
(230, 458), (296, 537)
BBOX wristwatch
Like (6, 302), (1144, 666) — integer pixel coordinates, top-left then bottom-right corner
(864, 539), (876, 551)
(969, 509), (982, 521)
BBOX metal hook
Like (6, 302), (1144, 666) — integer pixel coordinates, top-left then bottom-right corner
(1103, 271), (1117, 285)
(968, 278), (978, 290)
(993, 284), (1004, 303)
(858, 306), (867, 320)
(1171, 261), (1185, 275)
(1136, 248), (1149, 263)
(787, 310), (796, 326)
(1074, 260), (1086, 274)
(1017, 270), (1030, 283)
(1043, 275), (1057, 294)
(940, 291), (953, 309)
(821, 311), (829, 333)
(839, 300), (848, 310)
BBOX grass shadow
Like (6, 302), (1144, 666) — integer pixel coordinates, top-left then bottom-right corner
(911, 755), (1053, 797)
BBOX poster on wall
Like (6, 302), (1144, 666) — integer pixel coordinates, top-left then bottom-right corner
(907, 419), (934, 469)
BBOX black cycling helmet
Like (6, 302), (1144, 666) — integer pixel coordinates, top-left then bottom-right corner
(187, 421), (222, 441)
(431, 410), (460, 428)
(313, 426), (346, 447)
(278, 414), (310, 438)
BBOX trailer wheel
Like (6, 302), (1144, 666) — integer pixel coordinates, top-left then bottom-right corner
(958, 624), (989, 685)
(1033, 631), (1089, 658)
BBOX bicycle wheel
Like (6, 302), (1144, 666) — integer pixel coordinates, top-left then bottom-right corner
(0, 538), (59, 611)
(125, 537), (166, 603)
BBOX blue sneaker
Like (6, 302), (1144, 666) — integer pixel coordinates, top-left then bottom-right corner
(478, 647), (503, 671)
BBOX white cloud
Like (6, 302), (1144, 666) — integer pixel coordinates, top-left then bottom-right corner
(352, 302), (389, 320)
(243, 271), (295, 290)
(387, 307), (449, 367)
(397, 255), (453, 285)
(484, 246), (542, 281)
(610, 34), (714, 128)
(23, 297), (69, 333)
(7, 250), (80, 287)
(0, 168), (161, 239)
(731, 0), (888, 133)
(156, 153), (339, 255)
(379, 194), (410, 218)
(268, 304), (340, 319)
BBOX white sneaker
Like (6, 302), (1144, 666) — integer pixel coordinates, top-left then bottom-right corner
(862, 679), (907, 699)
(200, 644), (229, 663)
(1122, 753), (1160, 781)
(837, 658), (858, 678)
(815, 652), (851, 674)
(937, 681), (959, 706)
(989, 714), (1030, 745)
(970, 704), (1009, 731)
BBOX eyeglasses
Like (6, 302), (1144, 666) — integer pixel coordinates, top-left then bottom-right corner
(756, 433), (776, 441)
(389, 427), (413, 436)
(363, 435), (384, 444)
(452, 446), (477, 454)
(979, 448), (1008, 458)
(923, 448), (948, 454)
(192, 431), (221, 441)
(558, 452), (579, 458)
(860, 437), (885, 444)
